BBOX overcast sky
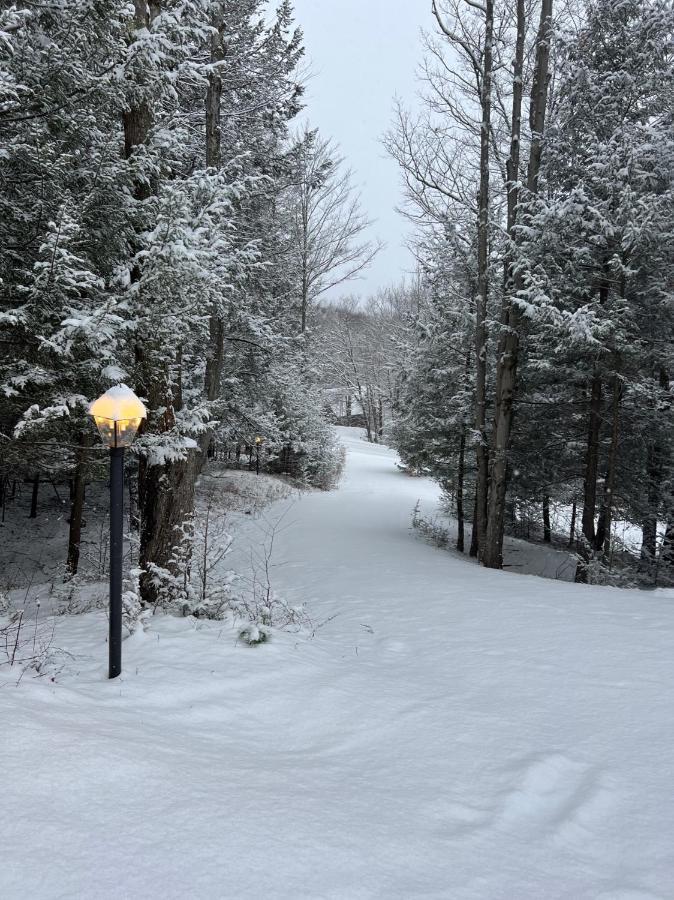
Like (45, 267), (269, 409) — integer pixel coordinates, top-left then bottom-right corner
(291, 0), (428, 299)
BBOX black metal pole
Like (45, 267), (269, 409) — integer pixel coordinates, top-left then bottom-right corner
(109, 446), (124, 679)
(256, 445), (260, 475)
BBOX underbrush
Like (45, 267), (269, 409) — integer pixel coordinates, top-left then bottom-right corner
(0, 467), (314, 678)
(0, 592), (74, 680)
(411, 501), (452, 550)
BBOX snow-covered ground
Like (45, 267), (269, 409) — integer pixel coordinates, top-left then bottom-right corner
(3, 427), (674, 899)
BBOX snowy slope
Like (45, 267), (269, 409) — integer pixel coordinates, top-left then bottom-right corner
(3, 427), (674, 899)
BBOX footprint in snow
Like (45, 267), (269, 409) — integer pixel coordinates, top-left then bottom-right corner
(498, 752), (615, 842)
(425, 797), (491, 837)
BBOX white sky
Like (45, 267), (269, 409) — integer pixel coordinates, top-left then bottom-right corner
(291, 0), (428, 298)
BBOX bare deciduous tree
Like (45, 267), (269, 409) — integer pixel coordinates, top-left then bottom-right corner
(287, 128), (382, 333)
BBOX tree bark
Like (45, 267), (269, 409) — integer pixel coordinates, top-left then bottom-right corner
(483, 0), (554, 569)
(661, 521), (674, 585)
(456, 426), (466, 553)
(128, 460), (140, 532)
(469, 493), (479, 558)
(542, 495), (551, 543)
(66, 431), (90, 575)
(640, 367), (669, 577)
(595, 374), (621, 554)
(300, 191), (310, 334)
(203, 8), (227, 416)
(29, 473), (39, 518)
(575, 372), (603, 582)
(569, 498), (577, 547)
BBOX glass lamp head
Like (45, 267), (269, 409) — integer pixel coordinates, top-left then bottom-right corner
(89, 385), (147, 449)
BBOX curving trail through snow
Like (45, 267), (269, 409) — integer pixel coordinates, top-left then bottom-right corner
(3, 427), (674, 899)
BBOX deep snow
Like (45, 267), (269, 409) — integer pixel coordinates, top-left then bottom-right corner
(3, 428), (674, 899)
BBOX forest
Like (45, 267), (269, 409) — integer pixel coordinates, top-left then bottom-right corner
(1, 0), (673, 612)
(385, 0), (674, 586)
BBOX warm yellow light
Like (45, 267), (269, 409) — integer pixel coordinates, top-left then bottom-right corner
(89, 385), (147, 449)
(255, 436), (263, 445)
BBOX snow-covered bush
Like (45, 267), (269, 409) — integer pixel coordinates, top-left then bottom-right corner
(53, 577), (107, 616)
(299, 430), (345, 491)
(238, 623), (270, 646)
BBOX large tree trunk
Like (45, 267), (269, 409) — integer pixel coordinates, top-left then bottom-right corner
(483, 0), (554, 569)
(66, 431), (90, 576)
(473, 0), (495, 561)
(123, 0), (198, 605)
(203, 9), (227, 419)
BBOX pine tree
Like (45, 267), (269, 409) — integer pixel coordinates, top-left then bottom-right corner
(515, 0), (674, 581)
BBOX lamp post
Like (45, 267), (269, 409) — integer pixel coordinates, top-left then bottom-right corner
(255, 435), (263, 475)
(89, 385), (146, 679)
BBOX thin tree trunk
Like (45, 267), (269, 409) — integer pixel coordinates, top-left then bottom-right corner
(661, 520), (674, 585)
(483, 0), (554, 569)
(473, 0), (495, 560)
(470, 493), (479, 558)
(128, 461), (140, 532)
(300, 199), (309, 334)
(29, 473), (39, 519)
(456, 349), (472, 553)
(581, 372), (603, 545)
(362, 394), (373, 442)
(569, 498), (577, 547)
(641, 367), (669, 576)
(641, 438), (660, 579)
(641, 502), (658, 567)
(595, 374), (621, 554)
(542, 495), (551, 543)
(575, 372), (603, 583)
(456, 426), (466, 553)
(67, 431), (90, 575)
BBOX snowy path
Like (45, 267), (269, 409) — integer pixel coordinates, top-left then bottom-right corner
(4, 428), (674, 899)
